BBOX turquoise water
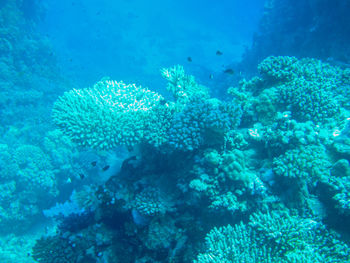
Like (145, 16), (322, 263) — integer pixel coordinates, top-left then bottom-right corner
(1, 0), (350, 262)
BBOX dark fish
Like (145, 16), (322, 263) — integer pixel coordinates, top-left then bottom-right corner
(91, 161), (97, 167)
(223, 68), (235, 75)
(79, 173), (85, 179)
(209, 74), (214, 79)
(216, 50), (223, 56)
(187, 57), (192, 62)
(102, 165), (110, 171)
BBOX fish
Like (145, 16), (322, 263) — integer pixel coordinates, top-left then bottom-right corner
(91, 161), (97, 167)
(79, 173), (85, 179)
(187, 56), (192, 62)
(102, 165), (110, 171)
(216, 50), (223, 56)
(209, 74), (214, 79)
(223, 68), (235, 75)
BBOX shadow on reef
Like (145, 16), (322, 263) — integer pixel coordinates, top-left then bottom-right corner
(32, 149), (238, 262)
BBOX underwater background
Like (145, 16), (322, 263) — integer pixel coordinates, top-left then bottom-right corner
(1, 0), (350, 262)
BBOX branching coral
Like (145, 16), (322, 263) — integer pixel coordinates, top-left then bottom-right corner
(168, 96), (241, 151)
(46, 60), (350, 263)
(195, 222), (274, 263)
(273, 145), (331, 182)
(133, 187), (174, 217)
(189, 148), (265, 214)
(53, 69), (241, 152)
(32, 233), (96, 263)
(14, 144), (56, 191)
(52, 79), (168, 150)
(258, 55), (298, 82)
(161, 65), (209, 105)
(195, 210), (350, 262)
(235, 56), (349, 127)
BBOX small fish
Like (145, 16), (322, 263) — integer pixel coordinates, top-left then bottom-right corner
(223, 68), (235, 75)
(79, 173), (85, 179)
(102, 165), (110, 171)
(91, 161), (97, 167)
(187, 56), (192, 62)
(216, 50), (223, 56)
(209, 74), (214, 79)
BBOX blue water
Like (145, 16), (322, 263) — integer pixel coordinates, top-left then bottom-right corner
(1, 0), (350, 262)
(40, 0), (264, 92)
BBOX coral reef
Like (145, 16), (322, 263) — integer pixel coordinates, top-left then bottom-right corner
(2, 0), (349, 260)
(29, 57), (350, 262)
(53, 69), (242, 152)
(0, 0), (60, 128)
